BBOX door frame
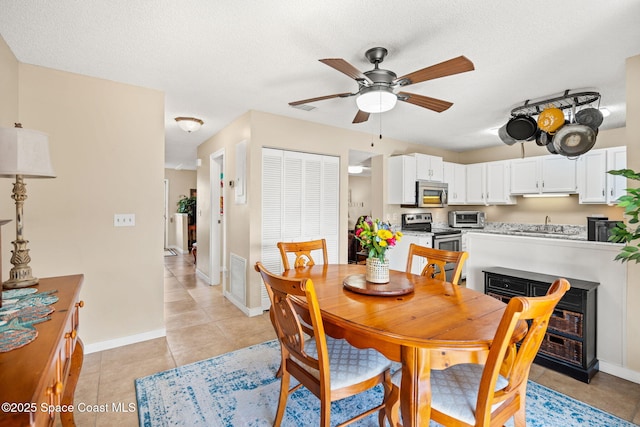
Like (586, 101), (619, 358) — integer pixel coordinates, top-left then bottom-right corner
(163, 178), (169, 249)
(210, 149), (225, 285)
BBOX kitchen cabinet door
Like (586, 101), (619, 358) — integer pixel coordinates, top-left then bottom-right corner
(511, 156), (577, 194)
(388, 233), (432, 274)
(486, 160), (514, 204)
(577, 146), (627, 204)
(415, 153), (444, 182)
(465, 161), (514, 205)
(465, 163), (486, 205)
(443, 161), (466, 205)
(510, 158), (540, 194)
(388, 155), (417, 204)
(606, 146), (627, 204)
(540, 156), (577, 193)
(577, 149), (608, 203)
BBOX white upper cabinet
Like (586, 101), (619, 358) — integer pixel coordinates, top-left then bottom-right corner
(607, 147), (627, 203)
(510, 155), (577, 195)
(486, 160), (515, 205)
(465, 163), (485, 205)
(388, 155), (417, 204)
(577, 147), (627, 204)
(465, 161), (514, 205)
(443, 162), (466, 205)
(415, 153), (444, 182)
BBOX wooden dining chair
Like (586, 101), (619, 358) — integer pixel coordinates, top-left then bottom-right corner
(277, 239), (328, 270)
(385, 278), (570, 427)
(406, 243), (469, 285)
(255, 262), (395, 427)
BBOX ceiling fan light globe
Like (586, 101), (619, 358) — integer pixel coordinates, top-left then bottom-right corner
(356, 89), (397, 113)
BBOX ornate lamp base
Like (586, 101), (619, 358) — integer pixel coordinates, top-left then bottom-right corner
(2, 239), (39, 289)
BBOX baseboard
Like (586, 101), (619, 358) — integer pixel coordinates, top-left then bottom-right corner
(224, 290), (263, 317)
(195, 268), (211, 283)
(83, 328), (167, 354)
(599, 361), (640, 384)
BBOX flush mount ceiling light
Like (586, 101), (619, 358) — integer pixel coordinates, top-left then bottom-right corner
(356, 86), (397, 113)
(175, 117), (204, 133)
(348, 165), (364, 174)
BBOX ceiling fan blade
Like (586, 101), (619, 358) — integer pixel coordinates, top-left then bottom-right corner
(352, 110), (370, 124)
(289, 92), (352, 106)
(398, 92), (453, 112)
(395, 56), (475, 86)
(319, 58), (373, 83)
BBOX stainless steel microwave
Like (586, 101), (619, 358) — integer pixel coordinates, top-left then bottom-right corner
(448, 210), (486, 228)
(402, 181), (448, 208)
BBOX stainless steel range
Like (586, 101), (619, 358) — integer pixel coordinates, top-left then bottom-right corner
(401, 213), (462, 280)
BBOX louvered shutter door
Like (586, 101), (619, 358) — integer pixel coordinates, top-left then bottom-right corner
(261, 148), (340, 310)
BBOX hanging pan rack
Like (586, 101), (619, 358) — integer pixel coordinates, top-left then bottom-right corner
(510, 90), (600, 117)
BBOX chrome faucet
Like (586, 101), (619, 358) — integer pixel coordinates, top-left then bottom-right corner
(544, 215), (551, 228)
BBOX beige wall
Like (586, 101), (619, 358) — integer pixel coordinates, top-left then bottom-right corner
(0, 46), (165, 348)
(0, 37), (18, 128)
(348, 175), (372, 229)
(625, 55), (640, 371)
(164, 169), (196, 248)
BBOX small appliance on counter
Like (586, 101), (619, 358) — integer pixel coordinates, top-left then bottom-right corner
(448, 211), (485, 228)
(595, 220), (622, 242)
(587, 215), (607, 241)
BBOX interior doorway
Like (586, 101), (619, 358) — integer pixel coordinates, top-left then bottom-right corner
(210, 149), (225, 285)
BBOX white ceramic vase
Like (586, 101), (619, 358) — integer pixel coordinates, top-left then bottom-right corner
(365, 257), (390, 284)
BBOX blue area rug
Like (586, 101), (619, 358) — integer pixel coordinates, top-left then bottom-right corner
(135, 340), (637, 426)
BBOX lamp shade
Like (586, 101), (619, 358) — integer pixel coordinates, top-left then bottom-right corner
(356, 87), (397, 113)
(0, 127), (55, 178)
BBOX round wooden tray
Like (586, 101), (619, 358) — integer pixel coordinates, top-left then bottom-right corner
(343, 274), (414, 296)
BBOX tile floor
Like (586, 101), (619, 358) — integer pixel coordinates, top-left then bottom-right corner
(65, 253), (640, 426)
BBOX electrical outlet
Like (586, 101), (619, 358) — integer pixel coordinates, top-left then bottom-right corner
(114, 213), (135, 227)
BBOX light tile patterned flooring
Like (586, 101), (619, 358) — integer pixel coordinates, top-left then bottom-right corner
(65, 253), (640, 426)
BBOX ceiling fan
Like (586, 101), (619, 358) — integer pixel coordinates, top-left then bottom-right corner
(289, 47), (475, 124)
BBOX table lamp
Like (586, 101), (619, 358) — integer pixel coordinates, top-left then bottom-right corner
(0, 124), (56, 289)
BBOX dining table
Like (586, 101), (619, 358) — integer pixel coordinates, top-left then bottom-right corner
(281, 263), (526, 427)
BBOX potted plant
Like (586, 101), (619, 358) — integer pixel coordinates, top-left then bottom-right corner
(177, 195), (197, 218)
(607, 169), (640, 263)
(354, 217), (403, 283)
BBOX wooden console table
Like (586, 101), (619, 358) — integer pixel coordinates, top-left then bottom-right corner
(0, 275), (84, 426)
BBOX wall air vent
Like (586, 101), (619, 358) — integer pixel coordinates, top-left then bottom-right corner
(290, 103), (316, 111)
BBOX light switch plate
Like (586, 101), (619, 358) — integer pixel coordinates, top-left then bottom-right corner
(114, 213), (135, 227)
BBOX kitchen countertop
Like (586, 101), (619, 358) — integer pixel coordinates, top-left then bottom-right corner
(437, 222), (589, 241)
(396, 222), (624, 242)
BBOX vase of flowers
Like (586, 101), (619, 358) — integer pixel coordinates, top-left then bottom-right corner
(355, 217), (402, 283)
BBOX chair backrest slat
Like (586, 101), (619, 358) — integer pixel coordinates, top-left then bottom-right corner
(277, 239), (328, 271)
(406, 243), (468, 285)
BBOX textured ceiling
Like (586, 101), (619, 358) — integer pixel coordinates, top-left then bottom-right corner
(1, 1), (639, 170)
